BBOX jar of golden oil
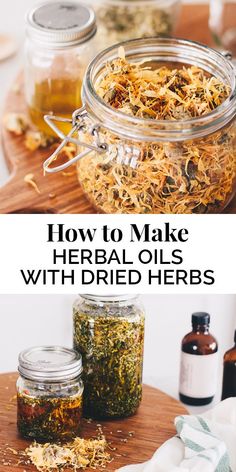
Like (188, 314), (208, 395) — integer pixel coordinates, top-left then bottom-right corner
(25, 2), (97, 136)
(17, 346), (84, 442)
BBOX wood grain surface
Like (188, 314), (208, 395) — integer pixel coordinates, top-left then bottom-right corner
(0, 4), (235, 214)
(0, 373), (186, 471)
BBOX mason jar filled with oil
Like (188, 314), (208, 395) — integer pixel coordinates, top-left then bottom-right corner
(25, 1), (97, 136)
(17, 346), (84, 442)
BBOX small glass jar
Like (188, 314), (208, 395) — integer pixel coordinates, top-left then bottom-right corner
(209, 0), (236, 58)
(90, 0), (181, 49)
(44, 38), (236, 214)
(73, 295), (145, 419)
(25, 1), (97, 136)
(17, 346), (84, 442)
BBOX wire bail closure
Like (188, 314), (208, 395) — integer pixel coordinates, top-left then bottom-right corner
(43, 106), (108, 174)
(43, 106), (140, 173)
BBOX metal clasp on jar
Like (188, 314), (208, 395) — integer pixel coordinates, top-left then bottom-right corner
(43, 107), (140, 173)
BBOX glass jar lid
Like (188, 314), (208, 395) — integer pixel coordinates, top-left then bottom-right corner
(18, 346), (83, 382)
(26, 1), (97, 48)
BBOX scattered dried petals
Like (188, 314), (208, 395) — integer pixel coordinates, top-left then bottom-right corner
(3, 113), (29, 136)
(25, 131), (55, 151)
(24, 173), (40, 194)
(26, 436), (111, 471)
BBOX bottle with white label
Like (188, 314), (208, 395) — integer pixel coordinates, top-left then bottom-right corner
(179, 312), (218, 406)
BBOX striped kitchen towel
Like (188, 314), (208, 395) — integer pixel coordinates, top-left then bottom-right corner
(175, 414), (231, 472)
(118, 398), (236, 472)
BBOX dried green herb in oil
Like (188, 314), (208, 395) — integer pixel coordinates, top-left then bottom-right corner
(17, 392), (83, 442)
(73, 303), (145, 419)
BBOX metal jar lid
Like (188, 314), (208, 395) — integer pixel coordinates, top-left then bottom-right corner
(26, 1), (97, 48)
(18, 346), (83, 382)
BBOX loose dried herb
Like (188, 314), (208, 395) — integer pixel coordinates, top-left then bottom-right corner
(1, 432), (111, 470)
(73, 302), (145, 419)
(25, 436), (111, 471)
(3, 112), (29, 135)
(24, 173), (41, 194)
(93, 1), (176, 48)
(25, 131), (56, 151)
(17, 391), (83, 442)
(77, 57), (235, 214)
(97, 58), (230, 119)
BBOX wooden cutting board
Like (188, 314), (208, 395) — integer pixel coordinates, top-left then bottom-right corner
(0, 4), (235, 214)
(0, 373), (186, 471)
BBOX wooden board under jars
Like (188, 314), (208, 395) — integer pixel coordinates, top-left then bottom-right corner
(0, 4), (235, 214)
(0, 373), (186, 471)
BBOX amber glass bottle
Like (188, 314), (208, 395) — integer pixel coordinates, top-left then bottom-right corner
(222, 330), (236, 400)
(179, 313), (218, 406)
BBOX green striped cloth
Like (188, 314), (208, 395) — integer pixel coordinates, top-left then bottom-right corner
(175, 414), (231, 472)
(118, 399), (236, 472)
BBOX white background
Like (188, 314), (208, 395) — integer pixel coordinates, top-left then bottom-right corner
(0, 0), (209, 185)
(0, 293), (235, 414)
(0, 215), (235, 294)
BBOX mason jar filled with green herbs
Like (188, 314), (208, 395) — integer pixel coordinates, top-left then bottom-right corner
(73, 295), (145, 419)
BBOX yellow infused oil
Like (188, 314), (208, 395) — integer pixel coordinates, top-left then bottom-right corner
(29, 78), (83, 136)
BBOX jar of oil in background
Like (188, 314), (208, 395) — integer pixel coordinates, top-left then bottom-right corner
(25, 1), (97, 136)
(209, 0), (236, 58)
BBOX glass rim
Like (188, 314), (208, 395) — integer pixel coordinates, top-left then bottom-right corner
(80, 294), (138, 302)
(84, 37), (236, 141)
(92, 0), (178, 6)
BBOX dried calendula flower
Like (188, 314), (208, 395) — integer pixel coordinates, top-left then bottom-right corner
(24, 173), (40, 194)
(3, 113), (29, 135)
(77, 58), (236, 214)
(97, 61), (230, 119)
(25, 131), (56, 151)
(60, 143), (77, 161)
(6, 448), (18, 456)
(26, 436), (111, 471)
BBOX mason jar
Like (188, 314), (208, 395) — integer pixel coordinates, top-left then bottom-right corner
(44, 38), (236, 214)
(24, 1), (97, 136)
(17, 346), (84, 441)
(73, 295), (145, 419)
(90, 0), (181, 49)
(209, 0), (236, 58)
